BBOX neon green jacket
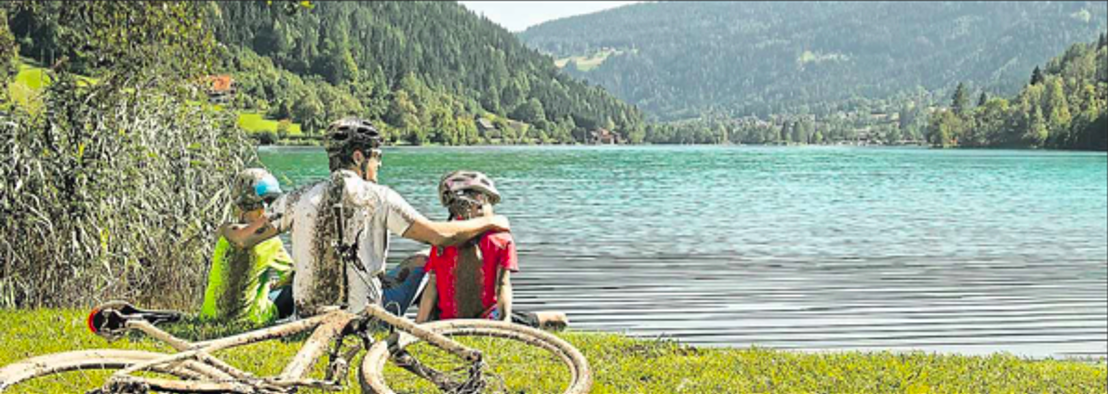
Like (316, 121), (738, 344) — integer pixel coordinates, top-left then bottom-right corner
(200, 236), (293, 324)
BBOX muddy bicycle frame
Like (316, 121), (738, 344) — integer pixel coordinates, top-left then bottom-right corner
(102, 303), (481, 393)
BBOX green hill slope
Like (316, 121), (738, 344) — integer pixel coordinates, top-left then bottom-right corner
(520, 2), (1108, 121)
(7, 1), (646, 144)
(202, 1), (644, 144)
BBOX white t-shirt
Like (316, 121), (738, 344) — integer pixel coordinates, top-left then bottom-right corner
(266, 169), (425, 316)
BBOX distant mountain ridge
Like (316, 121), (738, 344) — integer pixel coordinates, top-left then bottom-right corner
(520, 1), (1108, 121)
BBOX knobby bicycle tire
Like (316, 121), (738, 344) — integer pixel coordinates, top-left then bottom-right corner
(0, 349), (217, 393)
(360, 319), (592, 394)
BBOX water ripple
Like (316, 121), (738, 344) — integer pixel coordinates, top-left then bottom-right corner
(261, 146), (1108, 359)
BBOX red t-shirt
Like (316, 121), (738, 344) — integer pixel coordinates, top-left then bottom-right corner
(424, 232), (519, 320)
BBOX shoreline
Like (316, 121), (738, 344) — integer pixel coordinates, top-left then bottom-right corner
(255, 140), (1108, 153)
(255, 140), (932, 148)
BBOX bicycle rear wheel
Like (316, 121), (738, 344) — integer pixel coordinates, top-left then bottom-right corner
(360, 320), (591, 394)
(0, 349), (215, 393)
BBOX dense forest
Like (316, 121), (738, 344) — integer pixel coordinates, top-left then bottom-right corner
(521, 2), (1108, 123)
(626, 36), (1108, 150)
(4, 2), (1105, 151)
(926, 38), (1107, 150)
(7, 1), (646, 145)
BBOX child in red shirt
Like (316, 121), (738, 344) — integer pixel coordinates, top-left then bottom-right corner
(415, 171), (567, 329)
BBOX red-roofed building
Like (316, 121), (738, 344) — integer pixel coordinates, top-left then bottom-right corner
(589, 128), (621, 145)
(207, 75), (235, 103)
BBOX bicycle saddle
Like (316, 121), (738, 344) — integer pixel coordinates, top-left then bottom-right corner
(86, 301), (183, 340)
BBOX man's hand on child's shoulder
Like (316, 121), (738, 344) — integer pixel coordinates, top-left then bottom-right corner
(488, 215), (511, 233)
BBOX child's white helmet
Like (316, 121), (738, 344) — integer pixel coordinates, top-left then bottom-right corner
(438, 170), (501, 207)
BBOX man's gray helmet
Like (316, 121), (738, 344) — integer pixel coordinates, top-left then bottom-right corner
(324, 117), (383, 165)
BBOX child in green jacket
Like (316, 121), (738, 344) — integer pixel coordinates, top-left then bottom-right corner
(200, 168), (293, 324)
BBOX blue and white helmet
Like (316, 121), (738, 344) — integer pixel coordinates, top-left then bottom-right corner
(234, 168), (282, 210)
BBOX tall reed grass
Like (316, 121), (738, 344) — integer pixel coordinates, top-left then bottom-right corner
(0, 71), (255, 308)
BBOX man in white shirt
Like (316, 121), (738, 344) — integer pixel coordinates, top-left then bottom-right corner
(224, 118), (510, 317)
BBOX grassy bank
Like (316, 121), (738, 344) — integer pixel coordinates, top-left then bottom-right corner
(236, 111), (304, 135)
(5, 60), (301, 137)
(6, 61), (99, 110)
(1, 309), (1103, 393)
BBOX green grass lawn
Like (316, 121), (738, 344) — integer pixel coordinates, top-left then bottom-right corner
(1, 309), (1103, 393)
(14, 63), (49, 89)
(236, 111), (304, 135)
(8, 61), (100, 106)
(7, 63), (49, 110)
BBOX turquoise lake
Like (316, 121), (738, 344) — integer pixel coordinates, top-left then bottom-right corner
(260, 145), (1108, 359)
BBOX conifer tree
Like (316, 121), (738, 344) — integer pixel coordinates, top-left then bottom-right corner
(1031, 66), (1045, 85)
(951, 82), (969, 116)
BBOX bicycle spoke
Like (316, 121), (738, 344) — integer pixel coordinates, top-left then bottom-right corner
(381, 332), (573, 394)
(8, 369), (190, 394)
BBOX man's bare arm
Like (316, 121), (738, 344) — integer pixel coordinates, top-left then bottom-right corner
(402, 215), (510, 247)
(221, 216), (280, 249)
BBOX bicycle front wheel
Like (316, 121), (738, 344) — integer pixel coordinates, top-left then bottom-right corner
(360, 320), (592, 394)
(0, 349), (215, 393)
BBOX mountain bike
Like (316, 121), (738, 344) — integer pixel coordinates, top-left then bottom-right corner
(0, 301), (591, 393)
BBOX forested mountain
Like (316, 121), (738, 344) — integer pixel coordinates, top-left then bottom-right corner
(206, 1), (644, 144)
(927, 37), (1107, 150)
(520, 2), (1108, 122)
(8, 1), (646, 144)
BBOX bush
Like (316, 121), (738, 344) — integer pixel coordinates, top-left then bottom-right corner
(256, 130), (278, 145)
(0, 8), (17, 101)
(276, 119), (291, 138)
(0, 75), (256, 308)
(0, 73), (255, 308)
(0, 2), (254, 308)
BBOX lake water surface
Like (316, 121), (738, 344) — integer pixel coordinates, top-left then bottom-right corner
(259, 145), (1107, 359)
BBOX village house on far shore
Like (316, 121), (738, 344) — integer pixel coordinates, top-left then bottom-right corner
(589, 128), (621, 145)
(207, 75), (235, 103)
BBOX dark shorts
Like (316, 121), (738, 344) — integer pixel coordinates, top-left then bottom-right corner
(381, 255), (428, 316)
(274, 253), (429, 320)
(269, 285), (294, 319)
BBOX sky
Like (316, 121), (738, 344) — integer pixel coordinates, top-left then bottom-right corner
(459, 1), (639, 32)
